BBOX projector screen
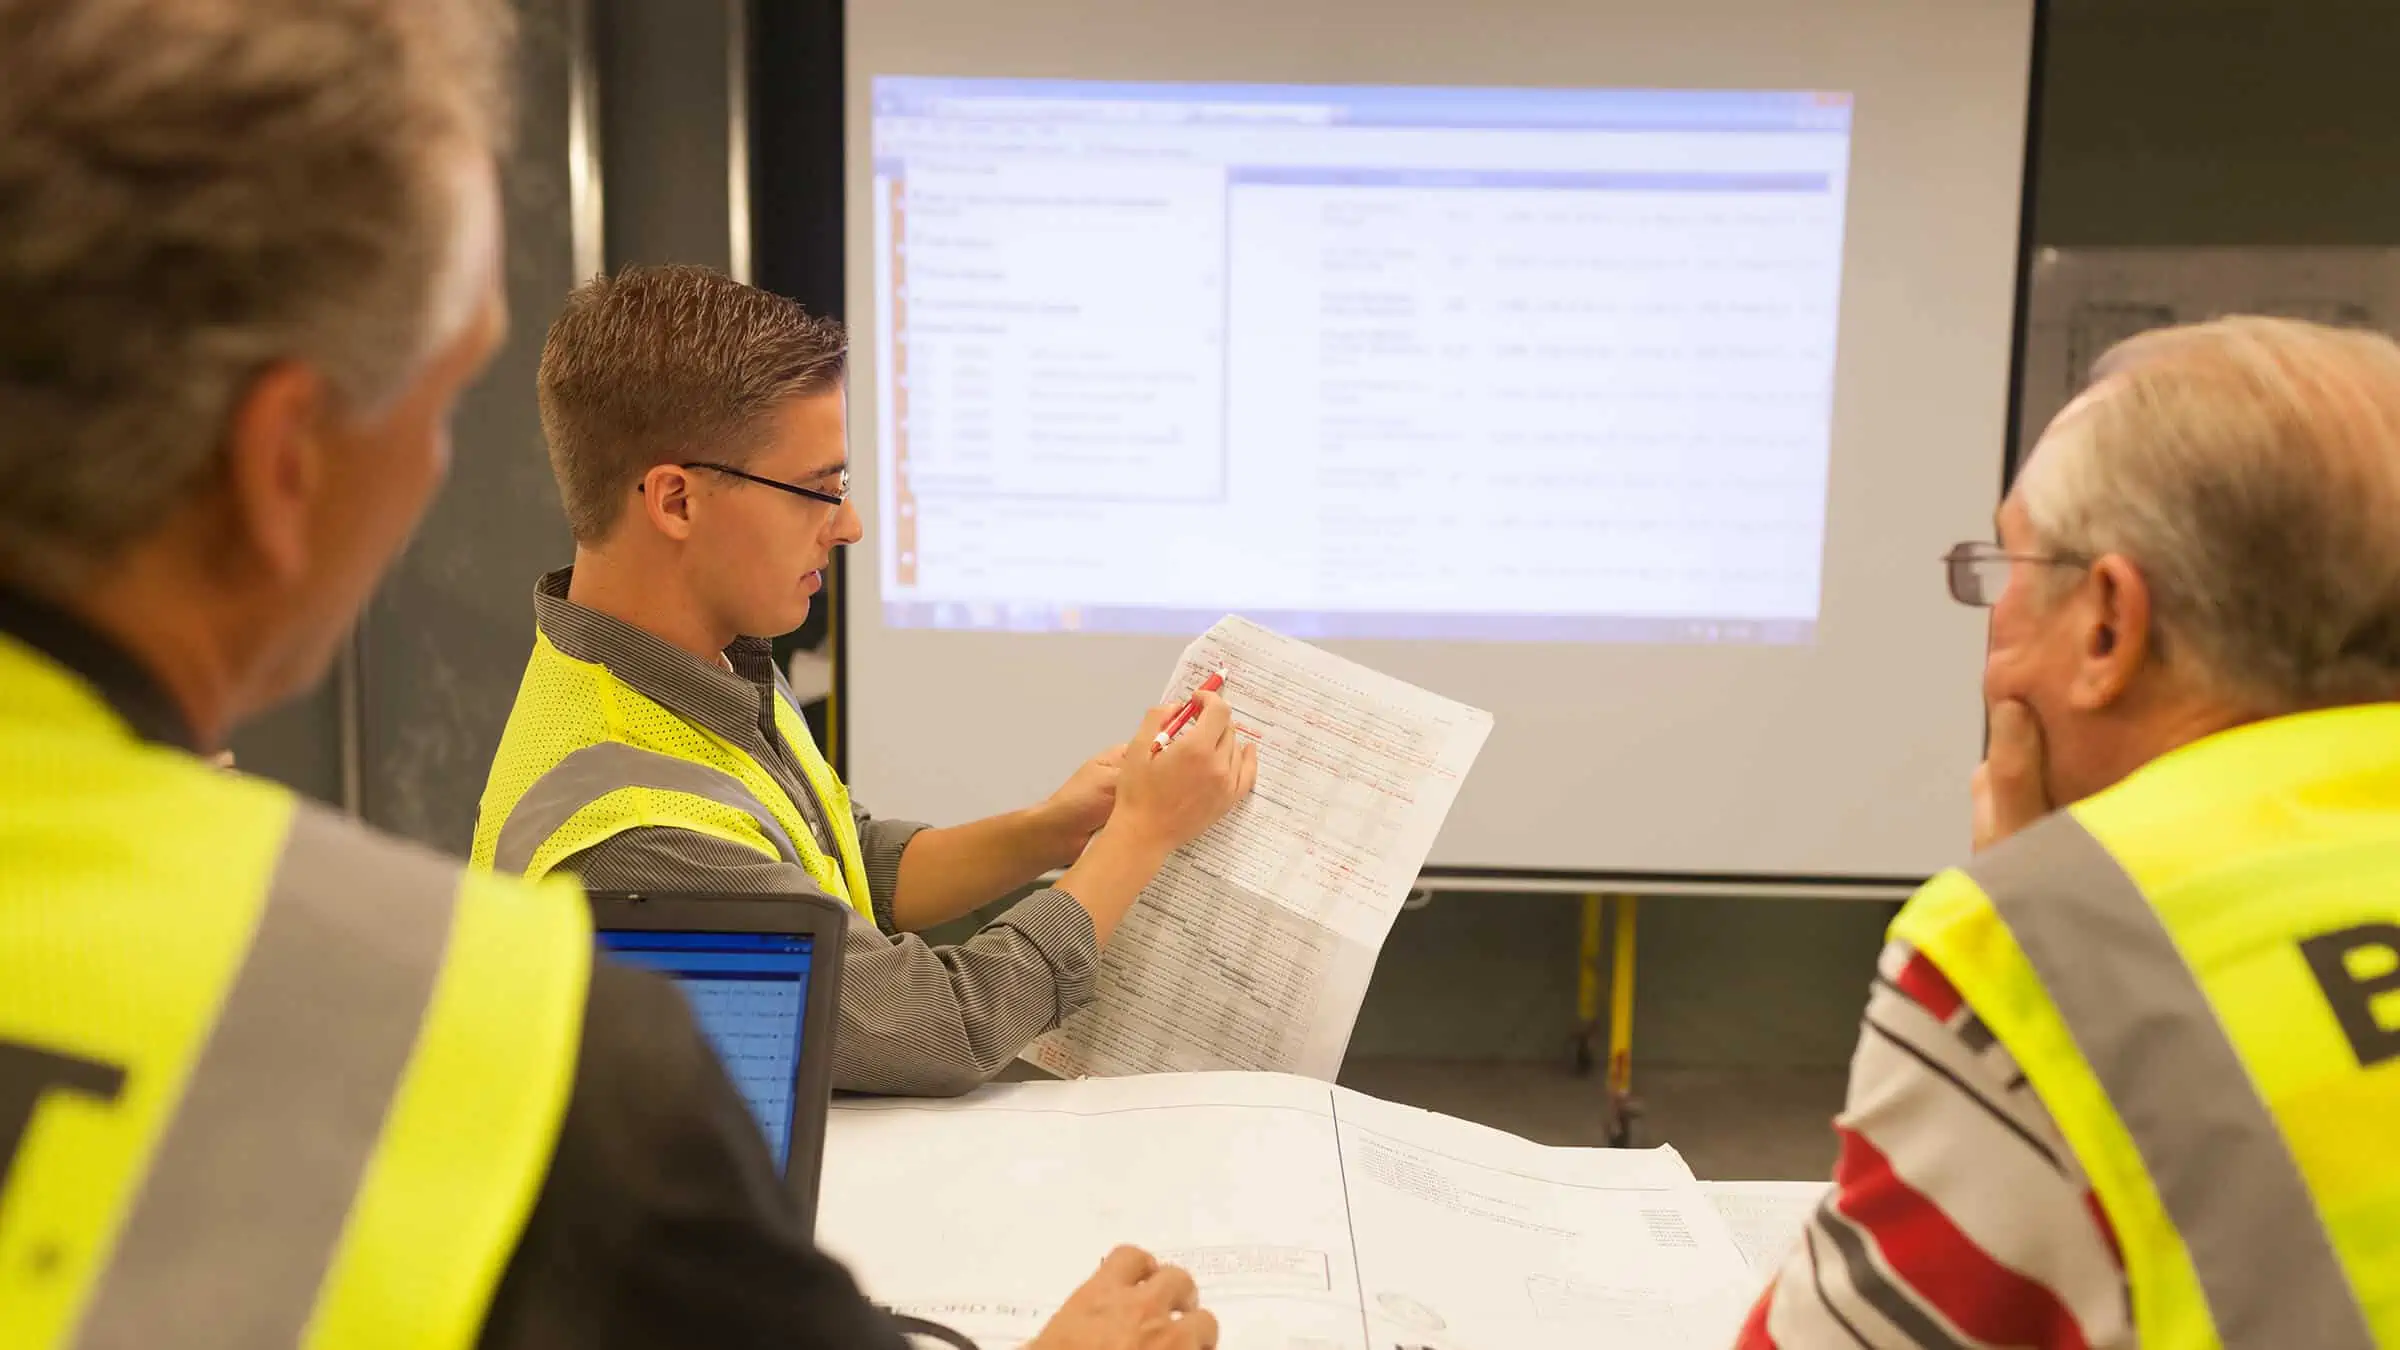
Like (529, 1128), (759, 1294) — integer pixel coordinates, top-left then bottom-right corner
(841, 0), (2038, 889)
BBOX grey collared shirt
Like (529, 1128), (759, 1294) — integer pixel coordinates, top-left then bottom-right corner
(531, 569), (1097, 1097)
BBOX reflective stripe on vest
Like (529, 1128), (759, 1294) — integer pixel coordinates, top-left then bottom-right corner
(75, 806), (459, 1347)
(471, 627), (874, 917)
(1961, 812), (2375, 1350)
(492, 742), (803, 877)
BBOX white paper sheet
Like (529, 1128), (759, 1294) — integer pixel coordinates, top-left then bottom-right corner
(1700, 1180), (1830, 1278)
(822, 1074), (1370, 1350)
(1336, 1092), (1760, 1349)
(819, 1073), (1758, 1350)
(1024, 616), (1493, 1080)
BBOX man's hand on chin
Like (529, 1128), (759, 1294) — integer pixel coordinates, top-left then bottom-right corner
(1972, 698), (2054, 853)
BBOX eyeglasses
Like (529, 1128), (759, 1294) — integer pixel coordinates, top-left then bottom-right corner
(682, 460), (850, 508)
(1943, 541), (2090, 607)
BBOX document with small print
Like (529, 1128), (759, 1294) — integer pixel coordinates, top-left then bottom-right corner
(819, 1073), (1760, 1350)
(1023, 616), (1493, 1080)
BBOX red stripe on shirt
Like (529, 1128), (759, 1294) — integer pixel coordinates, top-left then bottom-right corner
(1734, 1287), (1780, 1349)
(1891, 952), (1965, 1022)
(2085, 1190), (2124, 1265)
(1832, 1126), (2094, 1350)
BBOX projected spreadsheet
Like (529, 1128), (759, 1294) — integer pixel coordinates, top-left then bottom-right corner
(871, 78), (1853, 644)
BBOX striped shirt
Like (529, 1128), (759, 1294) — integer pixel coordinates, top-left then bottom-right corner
(530, 570), (1099, 1098)
(1736, 940), (2134, 1350)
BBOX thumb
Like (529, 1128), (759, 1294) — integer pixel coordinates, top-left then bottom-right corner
(1973, 699), (2052, 851)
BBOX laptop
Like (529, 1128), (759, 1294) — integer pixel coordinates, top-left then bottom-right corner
(585, 890), (848, 1229)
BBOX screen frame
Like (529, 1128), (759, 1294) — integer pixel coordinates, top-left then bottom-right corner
(586, 889), (851, 1229)
(754, 0), (2055, 895)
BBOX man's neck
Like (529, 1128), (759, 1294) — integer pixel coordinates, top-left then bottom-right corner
(2129, 699), (2262, 774)
(2073, 681), (2264, 806)
(566, 543), (735, 664)
(47, 551), (248, 752)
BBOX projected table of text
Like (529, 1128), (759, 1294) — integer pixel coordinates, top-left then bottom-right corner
(872, 78), (1853, 645)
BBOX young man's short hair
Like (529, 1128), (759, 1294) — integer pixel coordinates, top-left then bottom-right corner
(537, 263), (847, 543)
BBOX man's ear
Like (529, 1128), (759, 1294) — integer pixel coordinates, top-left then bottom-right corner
(638, 464), (699, 541)
(219, 361), (332, 585)
(2069, 554), (2154, 711)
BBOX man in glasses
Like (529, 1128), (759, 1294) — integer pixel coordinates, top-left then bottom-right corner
(473, 264), (1256, 1097)
(1736, 316), (2400, 1347)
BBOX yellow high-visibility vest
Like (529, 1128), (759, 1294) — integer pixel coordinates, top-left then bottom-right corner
(1894, 703), (2400, 1348)
(470, 626), (873, 917)
(0, 632), (591, 1349)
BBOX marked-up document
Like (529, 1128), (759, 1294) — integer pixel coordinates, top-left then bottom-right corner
(1024, 617), (1492, 1080)
(820, 1073), (1759, 1350)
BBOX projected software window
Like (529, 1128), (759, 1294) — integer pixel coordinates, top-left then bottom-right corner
(872, 78), (1852, 643)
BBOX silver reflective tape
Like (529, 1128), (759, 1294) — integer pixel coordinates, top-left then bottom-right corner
(1967, 812), (2372, 1349)
(492, 741), (801, 876)
(77, 804), (460, 1348)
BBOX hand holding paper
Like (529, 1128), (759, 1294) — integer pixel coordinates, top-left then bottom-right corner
(1027, 617), (1493, 1081)
(1110, 690), (1256, 855)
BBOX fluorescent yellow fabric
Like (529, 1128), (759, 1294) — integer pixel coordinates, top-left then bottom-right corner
(471, 628), (873, 916)
(1893, 704), (2400, 1347)
(0, 633), (589, 1349)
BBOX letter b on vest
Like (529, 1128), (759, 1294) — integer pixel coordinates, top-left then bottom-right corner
(2300, 923), (2400, 1069)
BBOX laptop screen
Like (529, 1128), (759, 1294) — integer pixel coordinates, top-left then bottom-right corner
(596, 929), (816, 1170)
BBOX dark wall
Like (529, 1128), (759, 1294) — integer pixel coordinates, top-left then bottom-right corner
(359, 0), (579, 847)
(753, 0), (847, 711)
(597, 0), (735, 270)
(2036, 0), (2400, 246)
(228, 0), (578, 850)
(231, 0), (762, 851)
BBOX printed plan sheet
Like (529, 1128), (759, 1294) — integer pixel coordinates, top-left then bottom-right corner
(1700, 1180), (1830, 1279)
(819, 1074), (1759, 1350)
(1025, 618), (1492, 1079)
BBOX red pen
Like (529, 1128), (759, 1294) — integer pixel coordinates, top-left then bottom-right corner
(1151, 669), (1228, 754)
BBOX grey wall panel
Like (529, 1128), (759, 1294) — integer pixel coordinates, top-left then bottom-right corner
(228, 684), (342, 803)
(596, 0), (734, 271)
(360, 0), (578, 850)
(2036, 2), (2400, 246)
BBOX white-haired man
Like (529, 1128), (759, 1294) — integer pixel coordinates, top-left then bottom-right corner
(1738, 317), (2400, 1348)
(0, 2), (1210, 1347)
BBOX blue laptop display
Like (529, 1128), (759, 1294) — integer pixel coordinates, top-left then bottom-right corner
(585, 891), (850, 1228)
(597, 930), (815, 1168)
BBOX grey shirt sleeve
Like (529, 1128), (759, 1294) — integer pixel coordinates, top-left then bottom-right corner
(846, 806), (925, 936)
(561, 827), (1100, 1098)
